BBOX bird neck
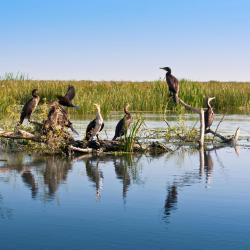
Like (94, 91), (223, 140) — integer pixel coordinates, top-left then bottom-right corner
(96, 109), (102, 120)
(124, 106), (130, 115)
(166, 69), (171, 75)
(207, 101), (212, 109)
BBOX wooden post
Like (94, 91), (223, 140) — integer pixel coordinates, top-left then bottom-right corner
(199, 108), (205, 148)
(179, 98), (205, 148)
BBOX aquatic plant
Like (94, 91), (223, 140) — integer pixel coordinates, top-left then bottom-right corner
(123, 116), (144, 152)
(0, 78), (249, 120)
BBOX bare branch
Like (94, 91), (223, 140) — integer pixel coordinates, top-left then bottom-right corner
(0, 130), (41, 142)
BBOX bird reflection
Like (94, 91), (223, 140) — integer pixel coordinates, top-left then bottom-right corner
(163, 147), (216, 222)
(85, 157), (103, 200)
(204, 150), (214, 185)
(164, 184), (178, 218)
(21, 170), (38, 198)
(83, 155), (141, 201)
(0, 153), (72, 201)
(43, 157), (72, 198)
(113, 156), (132, 201)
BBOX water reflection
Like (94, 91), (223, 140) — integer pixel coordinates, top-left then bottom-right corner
(43, 157), (72, 199)
(85, 157), (104, 200)
(82, 155), (142, 201)
(21, 170), (38, 198)
(0, 193), (13, 219)
(162, 146), (239, 222)
(113, 157), (131, 200)
(0, 146), (239, 223)
(164, 184), (178, 218)
(0, 153), (72, 201)
(204, 150), (214, 184)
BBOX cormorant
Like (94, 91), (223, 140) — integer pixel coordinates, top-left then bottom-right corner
(43, 101), (78, 135)
(204, 97), (215, 133)
(85, 104), (104, 141)
(19, 89), (40, 125)
(113, 103), (132, 140)
(57, 85), (79, 108)
(160, 67), (179, 103)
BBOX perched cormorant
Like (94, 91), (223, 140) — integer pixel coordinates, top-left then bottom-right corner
(57, 85), (79, 108)
(113, 104), (132, 140)
(160, 67), (179, 103)
(204, 97), (215, 133)
(19, 89), (40, 125)
(85, 104), (104, 141)
(43, 101), (78, 135)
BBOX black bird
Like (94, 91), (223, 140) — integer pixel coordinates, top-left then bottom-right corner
(19, 89), (40, 125)
(57, 85), (79, 108)
(160, 67), (179, 103)
(43, 101), (78, 135)
(204, 97), (215, 133)
(113, 104), (132, 140)
(85, 104), (104, 141)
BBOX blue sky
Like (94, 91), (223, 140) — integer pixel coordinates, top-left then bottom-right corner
(1, 0), (250, 81)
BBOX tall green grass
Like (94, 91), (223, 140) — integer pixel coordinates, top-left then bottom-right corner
(0, 78), (249, 119)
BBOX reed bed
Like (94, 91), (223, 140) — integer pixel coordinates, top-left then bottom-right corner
(0, 79), (249, 119)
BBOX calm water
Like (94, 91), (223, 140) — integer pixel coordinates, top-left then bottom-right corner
(1, 115), (250, 250)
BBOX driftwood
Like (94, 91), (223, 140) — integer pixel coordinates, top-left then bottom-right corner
(0, 99), (240, 155)
(178, 98), (240, 147)
(0, 128), (171, 155)
(208, 128), (240, 145)
(0, 130), (41, 142)
(179, 98), (205, 147)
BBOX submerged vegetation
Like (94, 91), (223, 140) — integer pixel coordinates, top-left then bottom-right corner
(0, 77), (250, 119)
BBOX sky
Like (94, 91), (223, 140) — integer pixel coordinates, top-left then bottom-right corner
(0, 0), (250, 81)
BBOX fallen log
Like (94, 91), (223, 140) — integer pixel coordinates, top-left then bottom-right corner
(0, 130), (41, 142)
(208, 128), (240, 145)
(178, 98), (240, 147)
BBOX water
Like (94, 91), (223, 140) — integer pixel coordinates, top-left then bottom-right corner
(1, 115), (250, 250)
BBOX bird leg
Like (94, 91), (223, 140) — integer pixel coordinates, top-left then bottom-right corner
(96, 134), (100, 142)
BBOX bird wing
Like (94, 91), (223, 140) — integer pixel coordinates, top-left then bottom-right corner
(114, 118), (125, 137)
(21, 97), (34, 116)
(65, 85), (75, 101)
(100, 122), (104, 132)
(86, 119), (96, 134)
(166, 75), (179, 94)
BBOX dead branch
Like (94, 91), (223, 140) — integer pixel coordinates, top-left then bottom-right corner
(178, 98), (205, 147)
(0, 130), (41, 142)
(207, 128), (240, 145)
(212, 114), (225, 143)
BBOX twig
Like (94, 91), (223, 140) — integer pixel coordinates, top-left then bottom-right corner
(212, 114), (225, 143)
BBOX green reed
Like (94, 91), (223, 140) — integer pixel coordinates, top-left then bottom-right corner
(123, 117), (144, 152)
(0, 79), (249, 119)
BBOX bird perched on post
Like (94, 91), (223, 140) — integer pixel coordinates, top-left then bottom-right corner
(57, 85), (79, 108)
(18, 89), (40, 125)
(160, 67), (179, 103)
(113, 103), (132, 140)
(85, 104), (104, 141)
(204, 97), (215, 133)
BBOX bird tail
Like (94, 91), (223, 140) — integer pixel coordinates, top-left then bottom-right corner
(70, 124), (79, 135)
(73, 105), (80, 110)
(112, 135), (117, 141)
(85, 133), (90, 141)
(18, 116), (25, 125)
